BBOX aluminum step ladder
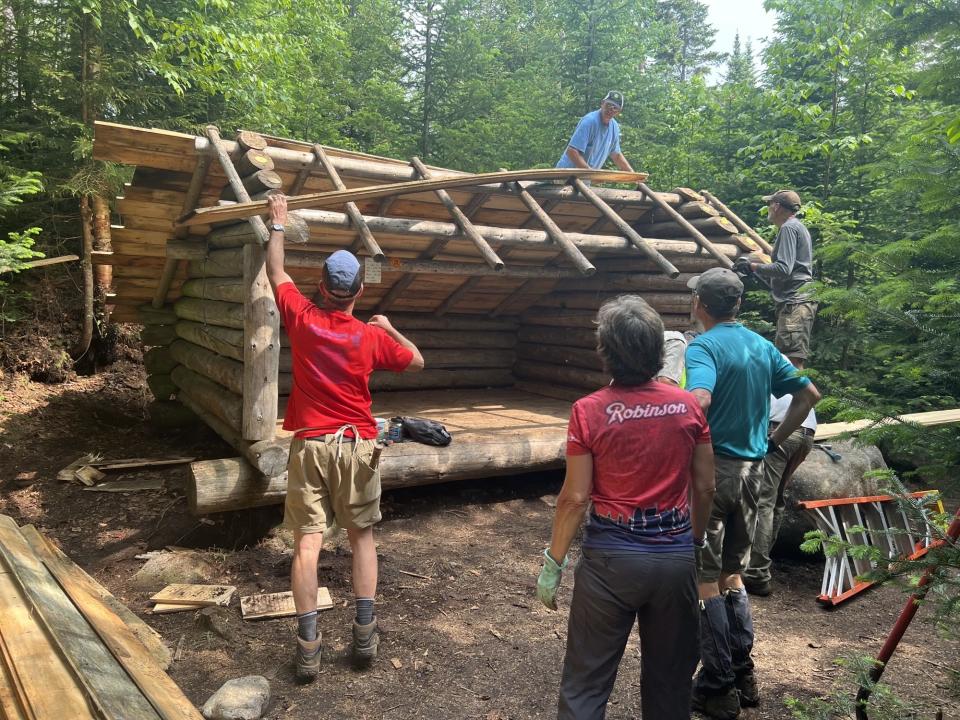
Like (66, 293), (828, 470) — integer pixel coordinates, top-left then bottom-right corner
(798, 490), (944, 606)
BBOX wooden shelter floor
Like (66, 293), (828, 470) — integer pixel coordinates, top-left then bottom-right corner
(275, 388), (571, 439)
(277, 388), (573, 488)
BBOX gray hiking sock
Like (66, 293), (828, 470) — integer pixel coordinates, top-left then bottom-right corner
(297, 610), (319, 643)
(355, 597), (375, 626)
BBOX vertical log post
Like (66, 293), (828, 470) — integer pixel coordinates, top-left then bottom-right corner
(700, 190), (774, 256)
(204, 125), (279, 443)
(635, 181), (733, 269)
(571, 179), (680, 278)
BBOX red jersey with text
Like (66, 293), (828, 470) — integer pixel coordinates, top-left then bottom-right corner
(566, 382), (711, 550)
(276, 283), (413, 439)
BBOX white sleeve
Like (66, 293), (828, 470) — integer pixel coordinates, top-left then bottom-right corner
(658, 331), (687, 384)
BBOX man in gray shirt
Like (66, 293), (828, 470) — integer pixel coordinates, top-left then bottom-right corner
(746, 190), (816, 368)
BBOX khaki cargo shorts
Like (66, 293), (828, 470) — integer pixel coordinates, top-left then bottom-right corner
(775, 301), (818, 361)
(284, 432), (382, 534)
(696, 455), (763, 583)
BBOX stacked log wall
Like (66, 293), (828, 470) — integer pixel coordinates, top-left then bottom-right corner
(513, 269), (696, 400)
(169, 220), (521, 469)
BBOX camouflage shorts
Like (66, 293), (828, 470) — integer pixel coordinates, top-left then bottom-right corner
(775, 301), (818, 361)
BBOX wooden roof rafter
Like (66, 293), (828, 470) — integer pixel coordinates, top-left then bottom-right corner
(92, 122), (765, 318)
(434, 177), (596, 316)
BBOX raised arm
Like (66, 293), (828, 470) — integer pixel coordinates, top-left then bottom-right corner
(265, 194), (294, 293)
(368, 314), (424, 372)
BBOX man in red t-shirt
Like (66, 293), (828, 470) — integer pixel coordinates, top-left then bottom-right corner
(265, 194), (424, 680)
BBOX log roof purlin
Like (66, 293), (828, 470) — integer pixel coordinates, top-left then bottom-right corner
(92, 121), (769, 322)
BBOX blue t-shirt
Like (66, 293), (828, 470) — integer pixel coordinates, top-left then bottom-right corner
(685, 323), (810, 459)
(556, 110), (622, 169)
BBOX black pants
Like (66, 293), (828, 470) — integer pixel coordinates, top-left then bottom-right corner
(557, 548), (699, 719)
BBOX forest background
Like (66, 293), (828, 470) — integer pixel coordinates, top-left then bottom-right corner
(1, 0), (960, 712)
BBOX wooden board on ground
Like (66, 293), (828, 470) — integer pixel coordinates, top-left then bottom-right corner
(241, 588), (333, 620)
(0, 515), (161, 719)
(21, 527), (172, 669)
(19, 524), (204, 720)
(150, 584), (235, 607)
(85, 477), (165, 492)
(90, 457), (195, 471)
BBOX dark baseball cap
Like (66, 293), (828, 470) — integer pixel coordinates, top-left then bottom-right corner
(323, 250), (362, 297)
(762, 189), (801, 211)
(687, 267), (744, 315)
(602, 90), (624, 109)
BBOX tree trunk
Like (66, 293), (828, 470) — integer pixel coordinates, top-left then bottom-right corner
(73, 195), (95, 360)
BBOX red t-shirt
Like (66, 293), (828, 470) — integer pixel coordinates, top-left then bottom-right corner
(276, 283), (414, 439)
(566, 382), (711, 524)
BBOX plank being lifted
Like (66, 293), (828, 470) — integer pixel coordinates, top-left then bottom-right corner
(176, 168), (650, 228)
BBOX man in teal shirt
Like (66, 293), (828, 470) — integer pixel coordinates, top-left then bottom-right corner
(684, 268), (820, 719)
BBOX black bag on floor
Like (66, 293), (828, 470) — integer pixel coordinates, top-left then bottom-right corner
(395, 416), (452, 446)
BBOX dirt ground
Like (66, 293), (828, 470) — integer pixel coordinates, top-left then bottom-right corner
(1, 364), (958, 720)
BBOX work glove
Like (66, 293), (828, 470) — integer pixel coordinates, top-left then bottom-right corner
(732, 256), (754, 277)
(536, 549), (568, 610)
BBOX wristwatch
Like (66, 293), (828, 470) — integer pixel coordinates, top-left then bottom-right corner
(269, 223), (285, 233)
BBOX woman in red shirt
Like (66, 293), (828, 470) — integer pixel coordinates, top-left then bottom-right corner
(537, 295), (716, 719)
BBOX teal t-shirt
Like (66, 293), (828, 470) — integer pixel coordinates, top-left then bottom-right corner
(684, 323), (810, 459)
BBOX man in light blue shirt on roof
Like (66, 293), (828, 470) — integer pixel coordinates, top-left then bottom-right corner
(557, 91), (639, 174)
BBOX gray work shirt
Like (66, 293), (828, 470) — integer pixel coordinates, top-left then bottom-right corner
(754, 217), (814, 304)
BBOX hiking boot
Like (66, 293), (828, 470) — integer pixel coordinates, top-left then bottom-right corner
(352, 618), (379, 667)
(691, 684), (740, 719)
(735, 671), (760, 707)
(295, 633), (322, 682)
(742, 578), (771, 597)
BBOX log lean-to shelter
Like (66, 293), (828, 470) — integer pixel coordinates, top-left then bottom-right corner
(91, 121), (773, 516)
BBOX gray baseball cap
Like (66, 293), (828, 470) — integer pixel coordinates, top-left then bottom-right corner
(687, 267), (743, 314)
(324, 250), (362, 297)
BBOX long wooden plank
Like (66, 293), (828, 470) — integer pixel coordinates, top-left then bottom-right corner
(0, 516), (156, 719)
(177, 169), (650, 227)
(24, 531), (172, 670)
(0, 564), (87, 719)
(815, 408), (960, 440)
(18, 525), (203, 720)
(0, 626), (31, 720)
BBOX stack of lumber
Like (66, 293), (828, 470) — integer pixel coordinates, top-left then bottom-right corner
(0, 515), (200, 720)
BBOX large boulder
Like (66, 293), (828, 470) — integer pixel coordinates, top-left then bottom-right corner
(130, 549), (218, 590)
(201, 676), (270, 720)
(774, 440), (887, 557)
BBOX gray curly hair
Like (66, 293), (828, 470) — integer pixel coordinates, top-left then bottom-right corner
(595, 295), (665, 385)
